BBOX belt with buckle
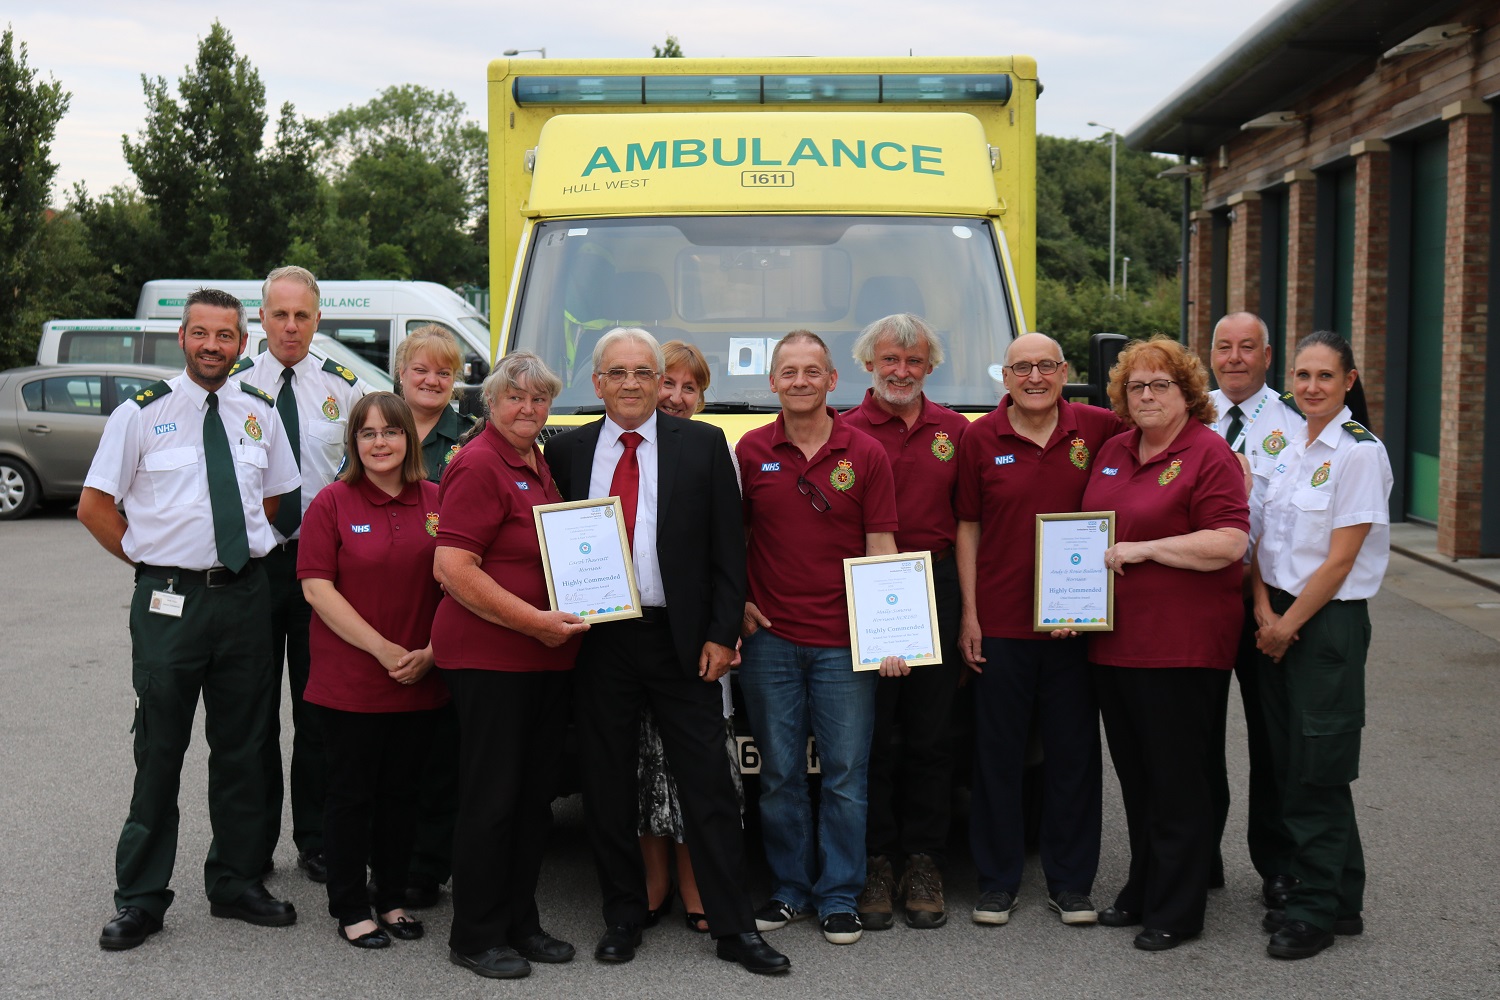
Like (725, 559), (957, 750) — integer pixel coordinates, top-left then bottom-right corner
(136, 561), (259, 589)
(639, 607), (670, 624)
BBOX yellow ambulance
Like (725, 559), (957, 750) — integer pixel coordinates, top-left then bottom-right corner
(488, 56), (1046, 438)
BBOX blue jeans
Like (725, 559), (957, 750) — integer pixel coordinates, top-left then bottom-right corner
(738, 629), (877, 919)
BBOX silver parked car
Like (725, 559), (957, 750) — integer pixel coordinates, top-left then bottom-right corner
(0, 363), (178, 520)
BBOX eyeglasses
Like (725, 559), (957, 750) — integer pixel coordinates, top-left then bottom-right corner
(1003, 359), (1062, 377)
(797, 475), (831, 514)
(598, 368), (659, 384)
(1124, 379), (1177, 397)
(356, 427), (407, 442)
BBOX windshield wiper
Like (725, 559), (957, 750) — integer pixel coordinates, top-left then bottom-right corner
(699, 401), (782, 414)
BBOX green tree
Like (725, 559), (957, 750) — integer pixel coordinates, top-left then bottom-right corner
(314, 85), (486, 284)
(122, 21), (321, 279)
(653, 35), (685, 58)
(0, 27), (71, 368)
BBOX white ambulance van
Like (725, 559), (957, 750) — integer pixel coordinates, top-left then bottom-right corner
(135, 280), (492, 382)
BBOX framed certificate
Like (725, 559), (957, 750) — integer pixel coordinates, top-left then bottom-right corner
(1034, 511), (1115, 631)
(533, 497), (643, 623)
(843, 551), (942, 671)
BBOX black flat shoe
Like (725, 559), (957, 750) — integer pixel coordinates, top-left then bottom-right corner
(338, 923), (391, 949)
(716, 931), (791, 975)
(1134, 928), (1198, 951)
(594, 924), (642, 962)
(1098, 905), (1143, 927)
(450, 946), (531, 979)
(643, 896), (672, 928)
(378, 913), (424, 940)
(99, 906), (162, 951)
(297, 850), (328, 883)
(1262, 909), (1364, 936)
(209, 882), (297, 927)
(1267, 919), (1335, 959)
(513, 931), (576, 963)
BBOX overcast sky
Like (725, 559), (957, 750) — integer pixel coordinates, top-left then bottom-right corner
(14, 0), (1288, 202)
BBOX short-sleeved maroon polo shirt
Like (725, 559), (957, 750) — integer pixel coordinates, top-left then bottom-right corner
(839, 388), (971, 555)
(297, 476), (449, 713)
(1082, 418), (1250, 669)
(736, 408), (899, 648)
(955, 398), (1124, 639)
(431, 421), (581, 672)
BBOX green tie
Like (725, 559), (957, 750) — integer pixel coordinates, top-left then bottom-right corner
(204, 392), (251, 572)
(1224, 404), (1245, 455)
(273, 367), (302, 537)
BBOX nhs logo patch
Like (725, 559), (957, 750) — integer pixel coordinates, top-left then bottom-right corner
(761, 462), (781, 472)
(515, 481), (530, 490)
(994, 454), (1016, 466)
(153, 422), (177, 435)
(351, 524), (371, 534)
(1102, 467), (1119, 476)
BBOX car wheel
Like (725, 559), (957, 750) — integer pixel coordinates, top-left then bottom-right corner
(0, 457), (41, 520)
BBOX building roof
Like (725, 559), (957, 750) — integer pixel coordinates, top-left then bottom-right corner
(1125, 0), (1469, 155)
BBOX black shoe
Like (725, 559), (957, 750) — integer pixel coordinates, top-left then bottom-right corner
(716, 931), (791, 975)
(1262, 873), (1298, 909)
(1134, 928), (1197, 951)
(377, 913), (424, 940)
(338, 922), (391, 949)
(404, 877), (441, 910)
(594, 924), (642, 962)
(643, 896), (672, 929)
(99, 906), (161, 951)
(1098, 905), (1143, 927)
(209, 882), (297, 927)
(297, 850), (328, 883)
(1262, 909), (1363, 936)
(513, 931), (576, 963)
(1267, 919), (1335, 959)
(450, 946), (531, 979)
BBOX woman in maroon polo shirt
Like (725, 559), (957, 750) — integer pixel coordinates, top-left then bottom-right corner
(1081, 336), (1249, 952)
(431, 353), (589, 980)
(298, 391), (448, 949)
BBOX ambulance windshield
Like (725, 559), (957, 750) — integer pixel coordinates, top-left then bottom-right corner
(510, 215), (1015, 412)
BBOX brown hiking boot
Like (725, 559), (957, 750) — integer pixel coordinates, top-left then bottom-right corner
(856, 856), (895, 930)
(898, 854), (947, 929)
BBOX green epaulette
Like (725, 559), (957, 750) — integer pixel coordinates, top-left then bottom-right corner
(132, 380), (172, 408)
(228, 355), (254, 377)
(1343, 420), (1376, 442)
(1279, 389), (1304, 417)
(323, 357), (360, 385)
(240, 381), (276, 405)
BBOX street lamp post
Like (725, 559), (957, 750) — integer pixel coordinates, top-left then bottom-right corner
(504, 47), (547, 58)
(1088, 121), (1118, 294)
(1122, 256), (1131, 297)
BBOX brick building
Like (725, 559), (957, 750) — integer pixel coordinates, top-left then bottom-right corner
(1126, 0), (1499, 558)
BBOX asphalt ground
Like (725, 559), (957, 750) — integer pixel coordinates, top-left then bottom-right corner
(3, 505), (1498, 999)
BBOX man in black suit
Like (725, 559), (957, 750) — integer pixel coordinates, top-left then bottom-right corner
(546, 327), (789, 976)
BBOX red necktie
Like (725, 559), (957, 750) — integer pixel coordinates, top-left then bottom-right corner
(610, 431), (644, 549)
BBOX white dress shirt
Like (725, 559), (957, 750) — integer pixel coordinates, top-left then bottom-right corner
(1258, 406), (1393, 600)
(236, 349), (370, 540)
(1210, 384), (1305, 547)
(84, 372), (301, 569)
(588, 411), (665, 607)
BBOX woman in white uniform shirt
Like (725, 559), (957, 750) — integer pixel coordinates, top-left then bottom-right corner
(1251, 330), (1392, 961)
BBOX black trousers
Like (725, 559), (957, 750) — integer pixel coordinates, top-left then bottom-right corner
(576, 617), (754, 936)
(260, 543), (326, 860)
(407, 701), (459, 885)
(1209, 604), (1295, 879)
(116, 564), (275, 919)
(444, 668), (568, 955)
(971, 636), (1101, 896)
(866, 556), (963, 864)
(317, 705), (439, 924)
(1094, 664), (1229, 935)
